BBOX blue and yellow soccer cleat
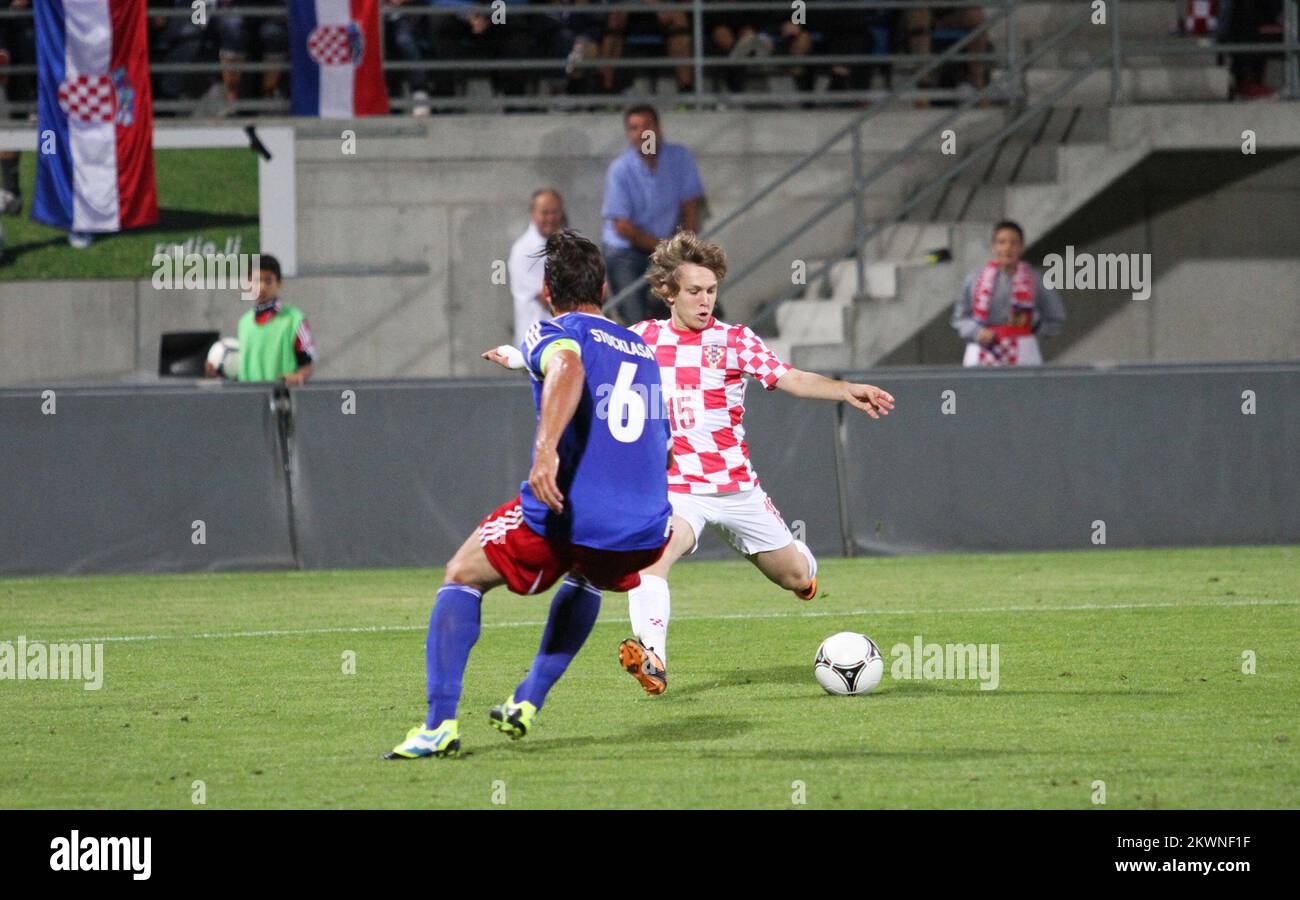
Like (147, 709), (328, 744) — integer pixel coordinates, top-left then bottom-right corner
(488, 696), (538, 740)
(382, 720), (460, 760)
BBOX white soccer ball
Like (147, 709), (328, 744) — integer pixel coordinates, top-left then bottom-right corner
(814, 632), (884, 696)
(207, 337), (240, 380)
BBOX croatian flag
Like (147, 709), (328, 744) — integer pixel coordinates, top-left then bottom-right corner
(289, 0), (390, 118)
(32, 0), (158, 233)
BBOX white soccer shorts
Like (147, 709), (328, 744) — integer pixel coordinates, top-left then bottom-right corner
(669, 486), (794, 557)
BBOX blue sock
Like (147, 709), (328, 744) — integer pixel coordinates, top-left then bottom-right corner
(515, 577), (601, 710)
(425, 584), (482, 728)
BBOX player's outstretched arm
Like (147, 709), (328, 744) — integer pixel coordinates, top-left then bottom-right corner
(529, 349), (585, 512)
(482, 345), (526, 370)
(774, 369), (895, 420)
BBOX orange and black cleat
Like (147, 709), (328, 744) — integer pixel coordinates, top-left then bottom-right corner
(618, 638), (667, 695)
(795, 576), (817, 602)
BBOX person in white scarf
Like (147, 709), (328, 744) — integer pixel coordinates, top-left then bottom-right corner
(951, 220), (1066, 367)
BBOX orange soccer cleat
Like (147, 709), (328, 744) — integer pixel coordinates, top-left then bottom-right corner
(618, 638), (667, 695)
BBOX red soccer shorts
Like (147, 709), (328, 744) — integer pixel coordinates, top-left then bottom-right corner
(477, 496), (668, 595)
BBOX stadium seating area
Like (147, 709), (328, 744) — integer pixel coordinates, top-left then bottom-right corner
(1, 1), (1298, 385)
(2, 1), (1290, 117)
(0, 1), (994, 115)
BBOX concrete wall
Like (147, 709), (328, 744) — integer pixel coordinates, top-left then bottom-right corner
(287, 109), (1000, 377)
(1052, 151), (1300, 365)
(882, 150), (1300, 366)
(0, 274), (450, 385)
(3, 107), (1299, 385)
(0, 108), (1000, 386)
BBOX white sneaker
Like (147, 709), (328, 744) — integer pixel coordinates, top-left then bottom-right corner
(68, 231), (94, 249)
(0, 189), (21, 216)
(410, 89), (431, 117)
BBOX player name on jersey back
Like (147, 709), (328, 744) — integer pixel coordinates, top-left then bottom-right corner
(519, 313), (672, 551)
(589, 328), (655, 360)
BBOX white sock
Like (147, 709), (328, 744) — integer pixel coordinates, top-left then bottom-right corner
(793, 539), (817, 583)
(628, 575), (671, 664)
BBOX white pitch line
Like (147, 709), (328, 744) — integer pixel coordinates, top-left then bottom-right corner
(15, 597), (1297, 646)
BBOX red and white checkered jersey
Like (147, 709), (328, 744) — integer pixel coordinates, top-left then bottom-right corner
(630, 316), (791, 494)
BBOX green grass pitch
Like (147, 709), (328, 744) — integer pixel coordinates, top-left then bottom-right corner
(0, 148), (258, 281)
(1, 546), (1296, 809)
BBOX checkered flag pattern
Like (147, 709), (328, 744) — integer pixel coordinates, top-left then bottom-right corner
(307, 25), (353, 66)
(57, 75), (115, 123)
(631, 318), (791, 495)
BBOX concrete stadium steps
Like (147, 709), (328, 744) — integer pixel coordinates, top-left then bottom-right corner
(798, 258), (899, 304)
(1018, 66), (1230, 105)
(852, 263), (967, 367)
(775, 298), (852, 347)
(765, 104), (1106, 364)
(1010, 0), (1183, 45)
(1048, 47), (1223, 70)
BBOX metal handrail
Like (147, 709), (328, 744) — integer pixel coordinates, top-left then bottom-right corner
(601, 0), (1016, 318)
(758, 50), (1112, 333)
(710, 2), (1099, 325)
(2, 1), (1297, 109)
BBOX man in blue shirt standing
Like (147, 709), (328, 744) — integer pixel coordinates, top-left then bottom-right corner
(602, 104), (705, 324)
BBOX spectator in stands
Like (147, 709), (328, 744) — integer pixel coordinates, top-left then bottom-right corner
(1217, 0), (1286, 100)
(600, 0), (694, 94)
(538, 0), (605, 96)
(385, 0), (432, 115)
(0, 0), (28, 260)
(508, 188), (565, 346)
(207, 254), (317, 384)
(216, 0), (290, 110)
(150, 0), (230, 106)
(0, 0), (35, 114)
(709, 0), (814, 95)
(601, 105), (705, 324)
(812, 1), (898, 98)
(151, 0), (214, 104)
(905, 2), (989, 103)
(429, 0), (531, 98)
(950, 221), (1065, 367)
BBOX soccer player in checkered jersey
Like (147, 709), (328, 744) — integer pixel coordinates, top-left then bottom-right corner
(486, 231), (894, 695)
(617, 231), (893, 694)
(385, 230), (674, 760)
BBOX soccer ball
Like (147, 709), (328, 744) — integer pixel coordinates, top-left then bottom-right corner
(207, 337), (240, 380)
(814, 632), (884, 696)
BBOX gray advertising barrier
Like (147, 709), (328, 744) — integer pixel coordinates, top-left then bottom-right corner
(286, 378), (845, 567)
(288, 381), (538, 569)
(0, 384), (295, 575)
(838, 364), (1300, 554)
(3, 364), (1296, 576)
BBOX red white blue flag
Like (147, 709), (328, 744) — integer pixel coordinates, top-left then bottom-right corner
(33, 0), (159, 233)
(289, 0), (390, 118)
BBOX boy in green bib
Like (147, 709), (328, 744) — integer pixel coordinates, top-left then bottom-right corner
(233, 254), (316, 385)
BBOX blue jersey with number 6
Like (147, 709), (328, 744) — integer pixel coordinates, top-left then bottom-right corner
(520, 313), (672, 551)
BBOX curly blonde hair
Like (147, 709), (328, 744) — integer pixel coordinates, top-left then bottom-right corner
(645, 231), (728, 303)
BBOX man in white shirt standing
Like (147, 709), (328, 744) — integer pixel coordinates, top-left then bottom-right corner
(508, 188), (566, 347)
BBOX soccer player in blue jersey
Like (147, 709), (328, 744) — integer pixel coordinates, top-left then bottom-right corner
(385, 230), (674, 760)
